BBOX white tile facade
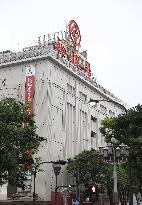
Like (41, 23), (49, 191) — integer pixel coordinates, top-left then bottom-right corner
(0, 44), (126, 201)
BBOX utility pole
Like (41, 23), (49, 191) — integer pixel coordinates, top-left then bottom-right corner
(128, 155), (133, 205)
(76, 168), (80, 200)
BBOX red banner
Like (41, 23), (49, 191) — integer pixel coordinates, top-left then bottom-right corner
(25, 66), (35, 115)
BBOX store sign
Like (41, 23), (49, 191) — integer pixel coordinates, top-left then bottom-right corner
(68, 20), (81, 48)
(0, 20), (91, 79)
(54, 20), (91, 79)
(55, 37), (66, 58)
(25, 65), (35, 115)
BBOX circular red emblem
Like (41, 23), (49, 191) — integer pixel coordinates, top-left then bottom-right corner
(68, 20), (81, 48)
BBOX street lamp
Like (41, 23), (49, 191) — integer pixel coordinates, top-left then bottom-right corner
(33, 160), (67, 205)
(88, 99), (127, 115)
(99, 138), (129, 205)
(88, 99), (133, 205)
(52, 160), (67, 205)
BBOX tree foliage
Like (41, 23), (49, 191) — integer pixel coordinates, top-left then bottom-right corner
(67, 149), (129, 204)
(67, 149), (109, 196)
(100, 105), (142, 148)
(0, 98), (45, 188)
(100, 104), (142, 194)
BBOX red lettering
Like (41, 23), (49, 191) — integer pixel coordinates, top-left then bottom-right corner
(84, 61), (91, 78)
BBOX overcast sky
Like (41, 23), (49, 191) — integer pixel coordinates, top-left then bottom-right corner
(0, 0), (142, 107)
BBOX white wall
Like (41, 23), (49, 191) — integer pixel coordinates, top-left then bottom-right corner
(0, 50), (125, 201)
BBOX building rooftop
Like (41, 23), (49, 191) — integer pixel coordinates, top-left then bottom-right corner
(0, 39), (127, 109)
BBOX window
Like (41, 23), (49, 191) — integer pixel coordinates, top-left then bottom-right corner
(91, 131), (97, 149)
(100, 104), (107, 114)
(90, 116), (97, 149)
(91, 116), (97, 133)
(109, 110), (115, 117)
(67, 83), (75, 95)
(91, 131), (96, 138)
(79, 91), (87, 102)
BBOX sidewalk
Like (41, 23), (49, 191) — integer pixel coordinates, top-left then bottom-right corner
(0, 200), (50, 205)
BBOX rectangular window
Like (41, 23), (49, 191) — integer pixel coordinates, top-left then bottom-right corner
(100, 104), (107, 114)
(67, 83), (75, 95)
(91, 131), (97, 149)
(91, 116), (97, 133)
(91, 131), (96, 138)
(91, 116), (97, 149)
(109, 110), (115, 117)
(79, 91), (87, 102)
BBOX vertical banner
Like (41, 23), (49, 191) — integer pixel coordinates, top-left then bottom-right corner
(25, 65), (35, 116)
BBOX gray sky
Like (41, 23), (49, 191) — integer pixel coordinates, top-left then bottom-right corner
(0, 0), (142, 107)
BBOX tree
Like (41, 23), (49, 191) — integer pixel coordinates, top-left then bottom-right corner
(0, 98), (45, 188)
(67, 149), (109, 201)
(67, 149), (129, 204)
(100, 104), (142, 197)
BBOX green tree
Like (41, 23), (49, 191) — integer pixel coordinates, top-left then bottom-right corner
(67, 149), (109, 200)
(0, 98), (45, 188)
(67, 149), (129, 204)
(100, 104), (142, 196)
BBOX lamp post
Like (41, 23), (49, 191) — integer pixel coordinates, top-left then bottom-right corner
(52, 160), (67, 205)
(88, 99), (133, 205)
(33, 160), (67, 205)
(99, 138), (129, 205)
(33, 161), (54, 205)
(53, 162), (61, 205)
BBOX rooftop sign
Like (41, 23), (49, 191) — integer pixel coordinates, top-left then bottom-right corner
(53, 20), (91, 78)
(0, 20), (91, 78)
(0, 20), (126, 107)
(68, 20), (81, 49)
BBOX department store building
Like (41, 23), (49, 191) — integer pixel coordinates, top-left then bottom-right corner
(0, 20), (127, 201)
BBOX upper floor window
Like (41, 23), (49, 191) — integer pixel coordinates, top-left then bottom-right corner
(100, 104), (107, 114)
(79, 91), (87, 102)
(91, 116), (97, 133)
(67, 83), (75, 95)
(109, 110), (115, 117)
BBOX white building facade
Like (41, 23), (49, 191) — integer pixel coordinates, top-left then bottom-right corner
(0, 21), (127, 201)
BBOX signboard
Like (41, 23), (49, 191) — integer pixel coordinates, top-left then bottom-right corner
(25, 65), (35, 115)
(54, 20), (91, 79)
(68, 20), (81, 49)
(72, 198), (80, 205)
(0, 20), (92, 80)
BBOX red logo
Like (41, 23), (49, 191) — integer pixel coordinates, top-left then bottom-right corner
(68, 20), (81, 48)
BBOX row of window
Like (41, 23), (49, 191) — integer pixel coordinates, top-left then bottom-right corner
(100, 104), (115, 116)
(67, 83), (115, 116)
(67, 83), (87, 102)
